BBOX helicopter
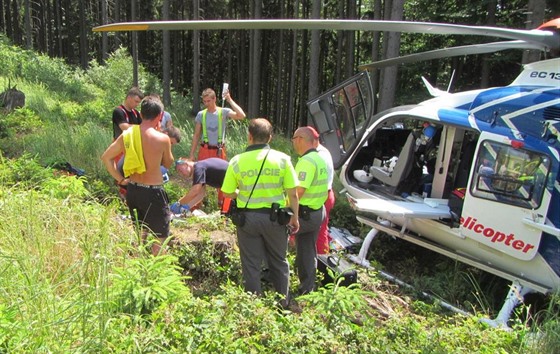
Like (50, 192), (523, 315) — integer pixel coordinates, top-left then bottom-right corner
(94, 18), (560, 326)
(307, 20), (560, 327)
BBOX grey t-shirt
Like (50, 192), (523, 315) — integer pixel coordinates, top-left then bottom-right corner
(161, 111), (172, 131)
(195, 107), (232, 145)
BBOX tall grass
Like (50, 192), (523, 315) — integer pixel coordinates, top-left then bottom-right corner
(526, 293), (560, 353)
(0, 163), (193, 351)
(0, 187), (124, 350)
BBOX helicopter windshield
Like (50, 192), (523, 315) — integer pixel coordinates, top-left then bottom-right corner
(472, 140), (550, 209)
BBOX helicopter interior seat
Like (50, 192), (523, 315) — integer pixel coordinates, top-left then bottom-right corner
(369, 132), (416, 187)
(453, 136), (478, 191)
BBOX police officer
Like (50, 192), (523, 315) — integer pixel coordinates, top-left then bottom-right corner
(222, 118), (299, 305)
(291, 126), (329, 294)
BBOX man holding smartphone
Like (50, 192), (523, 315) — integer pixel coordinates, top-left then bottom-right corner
(189, 86), (246, 161)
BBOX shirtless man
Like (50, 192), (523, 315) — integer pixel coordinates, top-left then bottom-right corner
(101, 95), (174, 255)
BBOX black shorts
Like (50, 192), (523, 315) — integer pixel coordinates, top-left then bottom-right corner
(126, 182), (171, 238)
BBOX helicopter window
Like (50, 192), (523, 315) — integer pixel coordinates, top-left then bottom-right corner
(471, 140), (550, 209)
(330, 80), (370, 152)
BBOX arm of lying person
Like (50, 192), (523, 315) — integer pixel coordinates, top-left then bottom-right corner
(178, 184), (206, 208)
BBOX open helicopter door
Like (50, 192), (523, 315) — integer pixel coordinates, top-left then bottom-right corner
(460, 131), (553, 261)
(306, 71), (375, 170)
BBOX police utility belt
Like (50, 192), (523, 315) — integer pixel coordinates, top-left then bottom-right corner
(299, 205), (320, 221)
(229, 202), (293, 227)
(200, 142), (223, 150)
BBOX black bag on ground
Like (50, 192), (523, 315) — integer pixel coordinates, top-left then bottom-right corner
(317, 254), (358, 287)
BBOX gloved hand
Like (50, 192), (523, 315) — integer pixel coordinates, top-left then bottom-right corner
(161, 166), (169, 183)
(170, 202), (190, 214)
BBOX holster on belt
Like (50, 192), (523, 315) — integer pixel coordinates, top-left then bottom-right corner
(299, 205), (312, 221)
(270, 203), (293, 225)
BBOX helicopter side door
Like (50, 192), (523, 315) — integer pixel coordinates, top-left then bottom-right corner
(307, 71), (375, 169)
(461, 132), (552, 261)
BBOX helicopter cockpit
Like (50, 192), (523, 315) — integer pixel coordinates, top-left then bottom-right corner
(472, 140), (550, 209)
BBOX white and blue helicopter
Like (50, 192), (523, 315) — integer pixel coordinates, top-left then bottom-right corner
(94, 18), (560, 325)
(307, 19), (560, 326)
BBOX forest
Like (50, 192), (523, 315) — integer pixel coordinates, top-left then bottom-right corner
(0, 0), (558, 134)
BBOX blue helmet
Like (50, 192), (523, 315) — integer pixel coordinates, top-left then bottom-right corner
(423, 125), (436, 139)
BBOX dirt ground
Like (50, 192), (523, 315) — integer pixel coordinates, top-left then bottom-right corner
(170, 213), (237, 245)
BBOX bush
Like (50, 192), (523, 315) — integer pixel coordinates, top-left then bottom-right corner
(0, 107), (41, 152)
(0, 153), (53, 188)
(109, 253), (191, 316)
(41, 175), (90, 201)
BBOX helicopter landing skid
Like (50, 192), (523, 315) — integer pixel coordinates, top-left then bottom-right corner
(480, 281), (535, 328)
(348, 220), (537, 327)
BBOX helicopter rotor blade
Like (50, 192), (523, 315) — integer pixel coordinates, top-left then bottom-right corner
(358, 40), (547, 71)
(92, 19), (559, 49)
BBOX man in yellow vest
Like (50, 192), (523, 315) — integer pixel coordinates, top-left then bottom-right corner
(189, 88), (246, 161)
(189, 87), (245, 208)
(291, 126), (329, 294)
(222, 118), (299, 307)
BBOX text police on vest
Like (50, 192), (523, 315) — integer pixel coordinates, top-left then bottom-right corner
(240, 168), (280, 178)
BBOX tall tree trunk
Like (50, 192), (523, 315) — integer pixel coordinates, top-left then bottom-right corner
(308, 0), (321, 100)
(24, 0), (31, 49)
(371, 0), (382, 113)
(522, 0), (546, 64)
(4, 0), (12, 38)
(78, 0), (88, 69)
(378, 0), (404, 112)
(34, 0), (46, 53)
(287, 0), (300, 135)
(335, 0), (344, 84)
(274, 0), (286, 130)
(162, 0), (171, 107)
(11, 0), (22, 45)
(54, 0), (63, 57)
(46, 0), (54, 56)
(297, 1), (310, 127)
(101, 0), (108, 62)
(192, 0), (200, 114)
(248, 0), (262, 118)
(62, 0), (73, 63)
(131, 0), (138, 86)
(114, 0), (122, 47)
(0, 0), (4, 33)
(172, 0), (185, 94)
(480, 0), (496, 88)
(345, 0), (356, 79)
